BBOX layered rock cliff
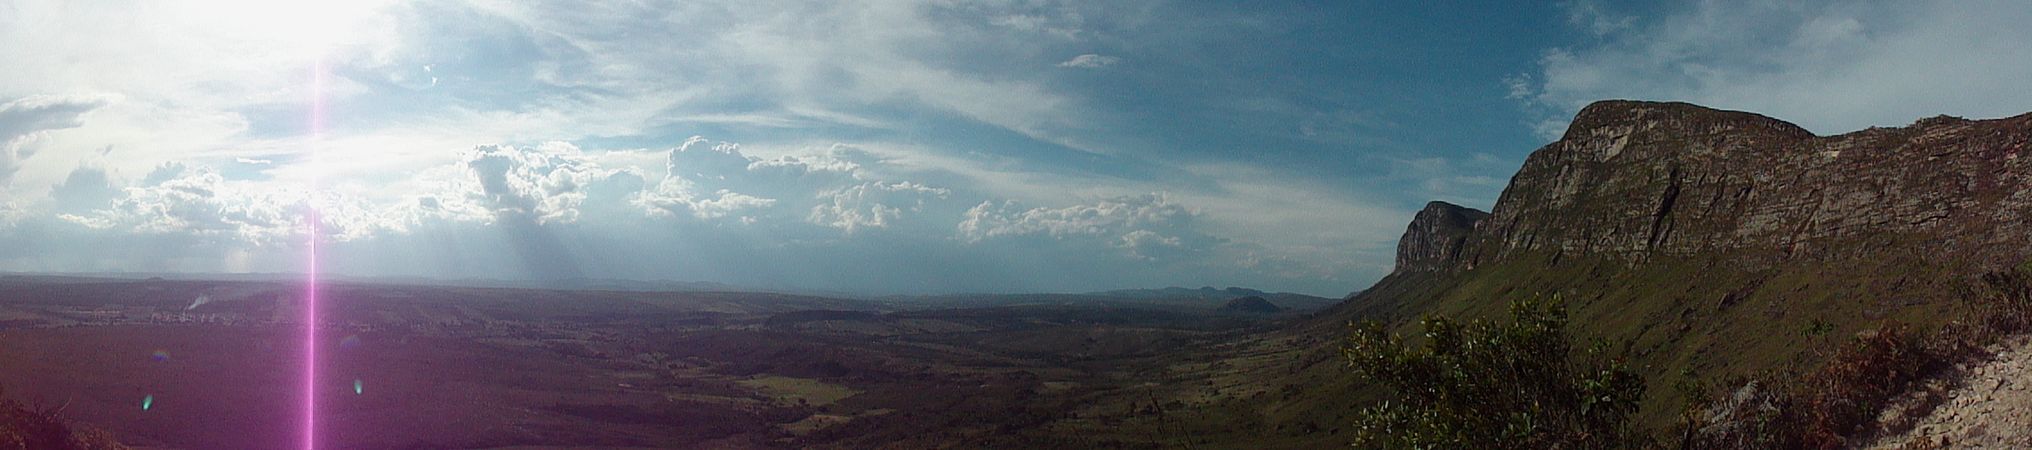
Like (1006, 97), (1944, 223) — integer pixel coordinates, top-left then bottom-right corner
(1416, 100), (2032, 274)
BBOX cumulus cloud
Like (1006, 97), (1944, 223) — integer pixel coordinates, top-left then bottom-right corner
(0, 131), (1373, 293)
(47, 159), (429, 247)
(808, 181), (951, 233)
(634, 138), (782, 221)
(1513, 0), (2032, 139)
(1057, 54), (1121, 69)
(465, 142), (612, 224)
(958, 193), (1218, 261)
(959, 193), (1192, 240)
(634, 136), (946, 227)
(60, 163), (303, 245)
(47, 162), (117, 215)
(0, 1), (1404, 295)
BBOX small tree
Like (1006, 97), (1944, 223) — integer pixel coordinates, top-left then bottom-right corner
(1343, 296), (1645, 449)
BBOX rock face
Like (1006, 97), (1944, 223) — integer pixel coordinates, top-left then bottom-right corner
(1394, 201), (1490, 273)
(1218, 296), (1285, 314)
(1448, 100), (2032, 272)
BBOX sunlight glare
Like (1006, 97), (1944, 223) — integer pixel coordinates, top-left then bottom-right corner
(170, 0), (395, 57)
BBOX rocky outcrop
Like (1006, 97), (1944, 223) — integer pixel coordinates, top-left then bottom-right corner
(1869, 335), (2032, 449)
(1455, 100), (2032, 271)
(1394, 201), (1490, 273)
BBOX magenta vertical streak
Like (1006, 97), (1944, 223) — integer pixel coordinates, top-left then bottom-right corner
(303, 56), (324, 450)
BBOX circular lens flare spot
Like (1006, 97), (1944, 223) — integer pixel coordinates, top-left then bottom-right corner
(340, 335), (362, 350)
(142, 395), (154, 411)
(151, 350), (170, 362)
(353, 379), (362, 395)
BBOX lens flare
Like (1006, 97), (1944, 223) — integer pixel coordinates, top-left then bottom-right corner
(151, 350), (170, 362)
(354, 379), (362, 395)
(302, 55), (326, 450)
(141, 395), (153, 411)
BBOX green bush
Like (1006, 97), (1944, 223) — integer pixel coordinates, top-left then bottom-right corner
(1343, 296), (1646, 449)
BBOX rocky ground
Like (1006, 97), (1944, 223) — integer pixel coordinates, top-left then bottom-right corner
(1870, 335), (2032, 449)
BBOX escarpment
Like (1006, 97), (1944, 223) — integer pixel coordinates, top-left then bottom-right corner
(1452, 100), (2032, 272)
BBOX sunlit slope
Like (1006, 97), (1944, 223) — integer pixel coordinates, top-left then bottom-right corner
(1275, 100), (2032, 439)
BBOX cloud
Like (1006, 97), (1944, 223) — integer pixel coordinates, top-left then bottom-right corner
(1514, 0), (2032, 138)
(0, 94), (114, 181)
(460, 1), (1102, 150)
(633, 136), (949, 227)
(1115, 229), (1187, 261)
(47, 162), (117, 214)
(464, 142), (612, 224)
(1562, 0), (1634, 37)
(1057, 54), (1121, 69)
(0, 1), (1412, 295)
(959, 193), (1190, 241)
(808, 181), (950, 233)
(633, 137), (786, 221)
(956, 193), (1222, 262)
(60, 163), (304, 245)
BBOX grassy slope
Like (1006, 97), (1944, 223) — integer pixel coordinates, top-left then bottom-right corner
(1070, 231), (1991, 449)
(1270, 240), (1984, 442)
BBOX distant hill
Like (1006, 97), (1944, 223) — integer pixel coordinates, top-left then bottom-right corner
(1216, 296), (1284, 314)
(888, 287), (1338, 313)
(1088, 286), (1340, 311)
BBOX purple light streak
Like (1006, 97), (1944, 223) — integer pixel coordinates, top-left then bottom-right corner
(303, 56), (325, 450)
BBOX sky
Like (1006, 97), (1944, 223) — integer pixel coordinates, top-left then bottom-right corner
(3, 0), (2032, 296)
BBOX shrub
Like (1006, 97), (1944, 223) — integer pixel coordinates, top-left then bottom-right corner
(1342, 296), (1647, 449)
(0, 386), (128, 450)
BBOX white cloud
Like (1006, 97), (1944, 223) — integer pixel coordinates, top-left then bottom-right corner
(1114, 229), (1184, 261)
(46, 162), (117, 215)
(0, 1), (1400, 295)
(1516, 0), (2032, 138)
(60, 163), (304, 245)
(1057, 54), (1121, 69)
(458, 1), (1096, 148)
(464, 143), (611, 224)
(958, 193), (1194, 243)
(635, 180), (777, 221)
(626, 136), (959, 230)
(0, 94), (116, 181)
(808, 181), (950, 233)
(1563, 0), (1634, 37)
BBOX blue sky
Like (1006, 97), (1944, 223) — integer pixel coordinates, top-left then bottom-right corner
(4, 1), (2032, 296)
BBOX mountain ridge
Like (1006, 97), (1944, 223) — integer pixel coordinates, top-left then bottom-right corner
(1281, 99), (2032, 440)
(1391, 100), (2032, 276)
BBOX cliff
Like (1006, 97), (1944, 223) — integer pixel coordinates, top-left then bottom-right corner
(1454, 100), (2032, 272)
(1394, 201), (1490, 273)
(1313, 100), (2032, 436)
